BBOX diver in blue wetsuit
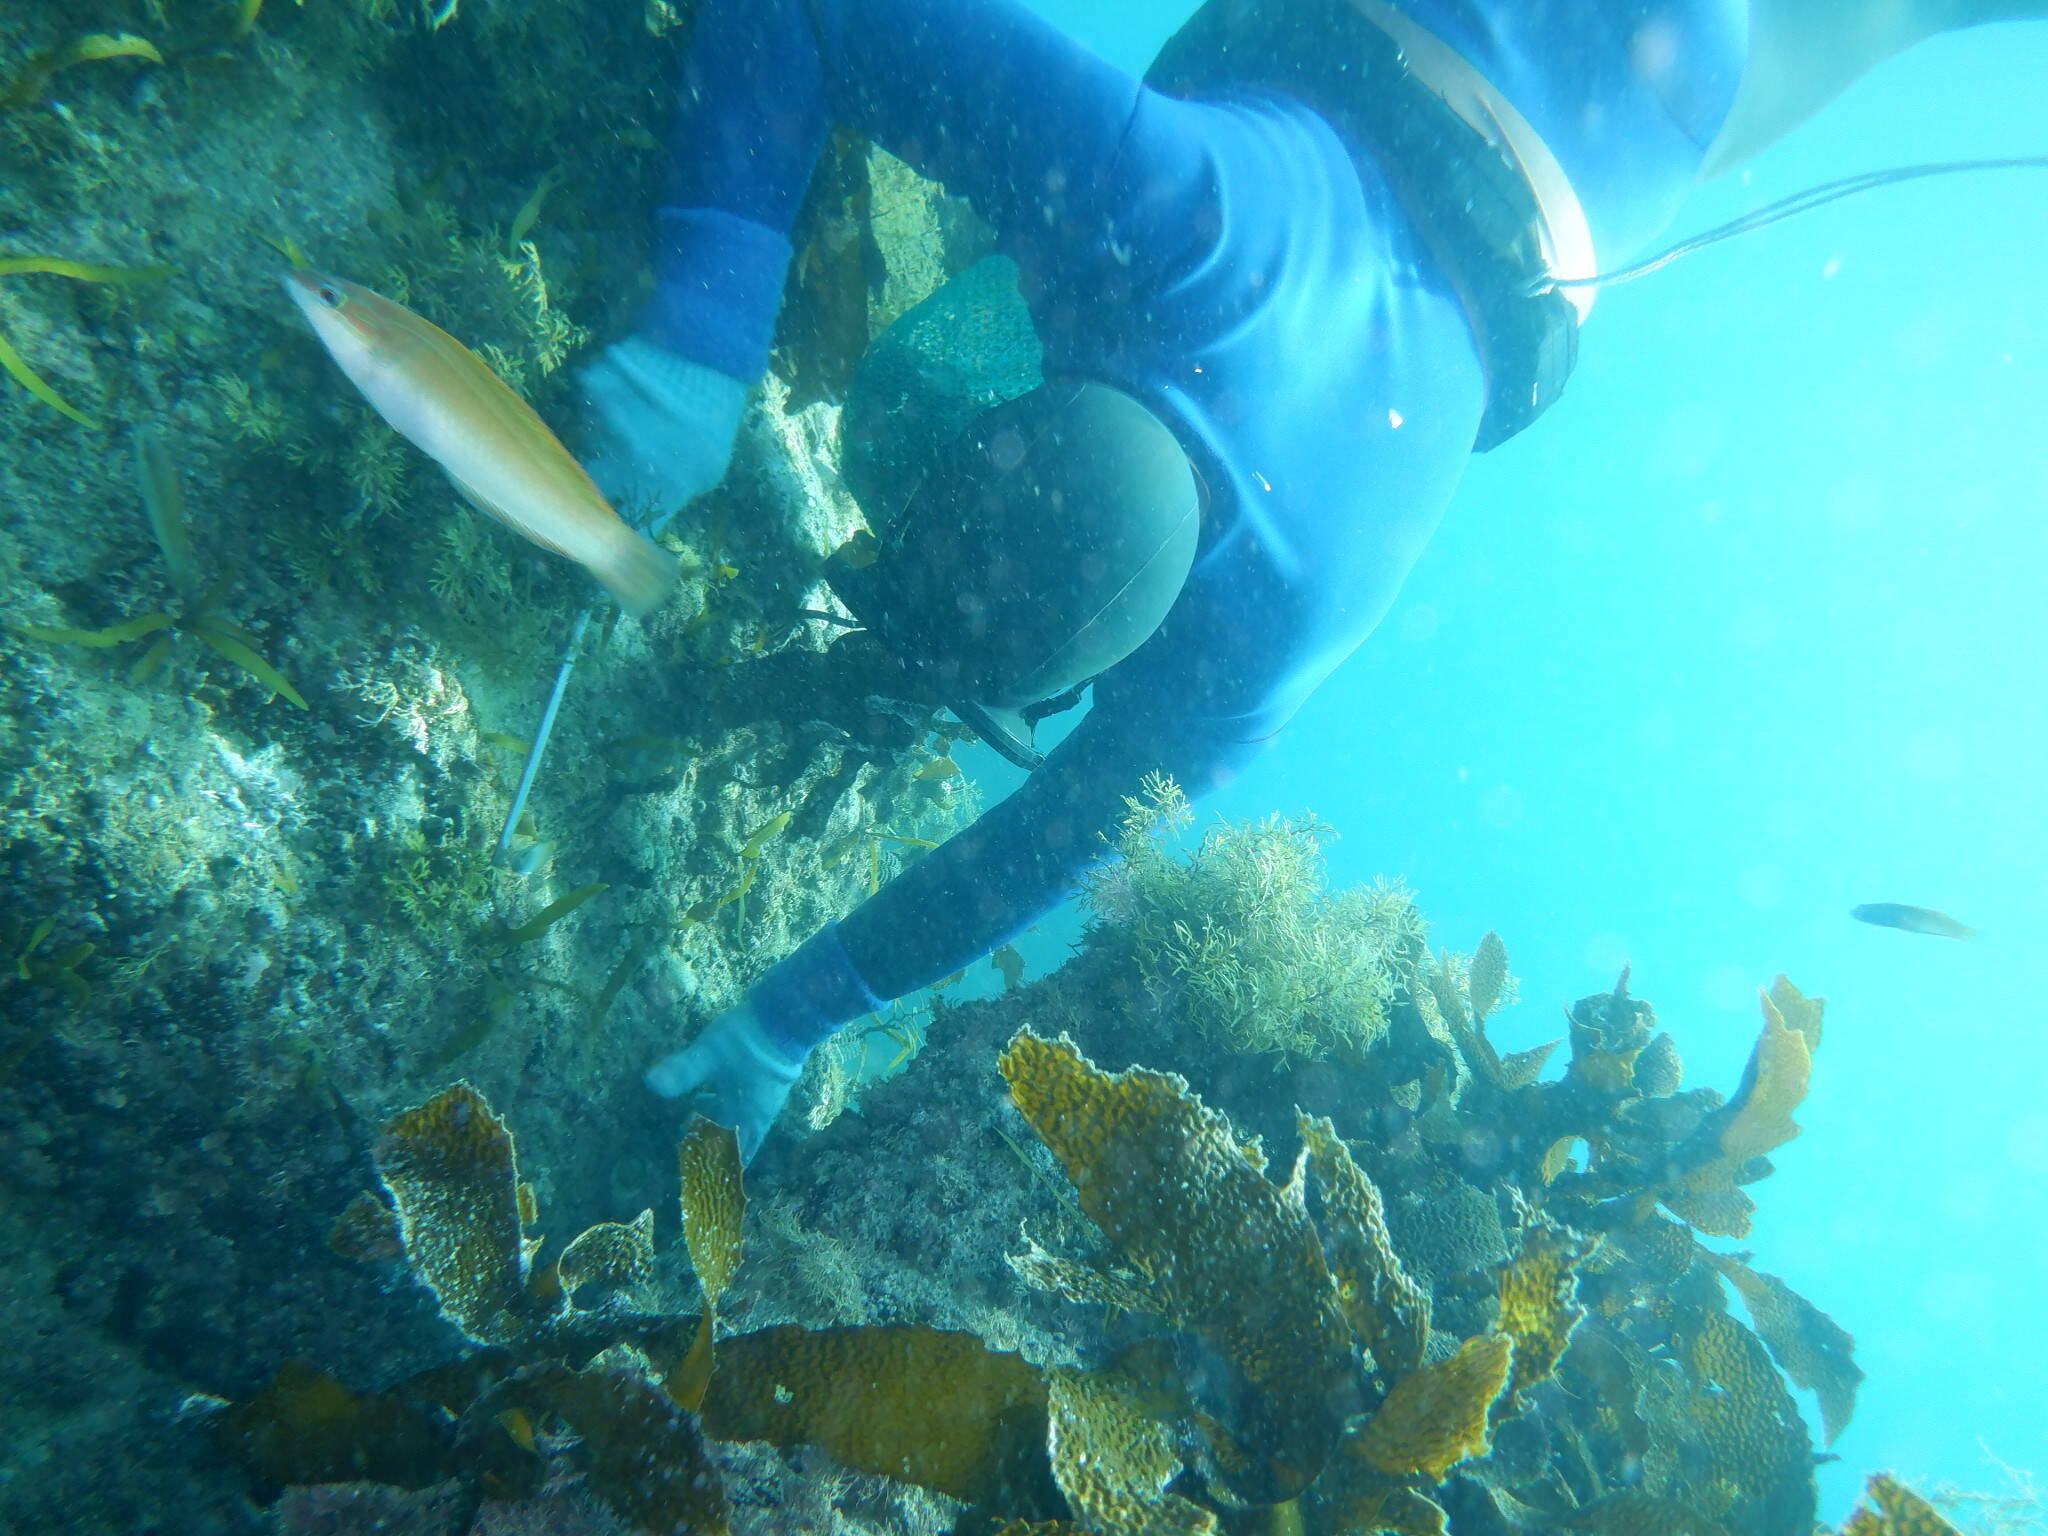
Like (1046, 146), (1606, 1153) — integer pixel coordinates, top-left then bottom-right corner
(579, 0), (2047, 1159)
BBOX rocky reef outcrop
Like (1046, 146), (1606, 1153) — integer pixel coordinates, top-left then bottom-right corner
(2, 5), (983, 1529)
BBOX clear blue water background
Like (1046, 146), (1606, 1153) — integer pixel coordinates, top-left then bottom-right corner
(974, 4), (2048, 1517)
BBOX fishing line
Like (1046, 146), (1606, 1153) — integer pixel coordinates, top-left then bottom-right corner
(1537, 155), (2048, 294)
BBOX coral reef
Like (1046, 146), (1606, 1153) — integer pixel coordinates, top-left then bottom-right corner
(998, 1031), (1359, 1502)
(5, 704), (1982, 1536)
(0, 3), (988, 1524)
(189, 904), (1885, 1536)
(1841, 1474), (1964, 1536)
(755, 861), (1880, 1536)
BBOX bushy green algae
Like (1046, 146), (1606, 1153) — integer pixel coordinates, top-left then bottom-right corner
(1083, 773), (1429, 1064)
(381, 825), (493, 931)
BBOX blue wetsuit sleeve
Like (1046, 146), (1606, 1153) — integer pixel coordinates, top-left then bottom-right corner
(746, 708), (1268, 1057)
(645, 0), (1157, 378)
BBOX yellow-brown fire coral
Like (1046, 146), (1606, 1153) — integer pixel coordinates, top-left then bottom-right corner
(210, 1357), (461, 1490)
(1711, 1253), (1861, 1445)
(374, 1081), (542, 1345)
(999, 1031), (1565, 1528)
(1352, 1333), (1512, 1482)
(998, 1030), (1355, 1502)
(701, 1323), (1057, 1512)
(1299, 1111), (1431, 1377)
(557, 1207), (656, 1303)
(493, 1361), (731, 1536)
(673, 1115), (744, 1409)
(1044, 1367), (1217, 1536)
(1312, 1332), (1512, 1536)
(1682, 1309), (1815, 1528)
(1493, 1216), (1592, 1408)
(1839, 1474), (1962, 1536)
(225, 1084), (1076, 1533)
(1660, 978), (1822, 1238)
(220, 951), (1871, 1536)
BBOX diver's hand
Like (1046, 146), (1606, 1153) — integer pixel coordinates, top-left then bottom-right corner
(644, 1001), (805, 1163)
(577, 337), (747, 535)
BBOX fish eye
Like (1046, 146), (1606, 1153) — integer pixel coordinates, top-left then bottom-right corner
(317, 285), (343, 308)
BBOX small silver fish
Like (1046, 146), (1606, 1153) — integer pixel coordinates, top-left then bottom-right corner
(1850, 903), (1975, 940)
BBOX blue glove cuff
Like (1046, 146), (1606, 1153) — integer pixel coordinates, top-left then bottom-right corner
(747, 925), (884, 1058)
(645, 207), (795, 381)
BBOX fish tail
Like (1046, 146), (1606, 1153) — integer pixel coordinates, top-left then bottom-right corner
(595, 526), (678, 617)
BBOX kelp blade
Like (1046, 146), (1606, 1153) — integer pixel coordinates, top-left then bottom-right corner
(191, 624), (308, 707)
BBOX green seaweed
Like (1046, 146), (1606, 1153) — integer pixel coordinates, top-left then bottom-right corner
(384, 830), (494, 933)
(822, 823), (944, 898)
(423, 988), (516, 1071)
(0, 257), (171, 427)
(187, 623), (308, 707)
(13, 612), (175, 650)
(9, 429), (307, 708)
(8, 916), (93, 1005)
(135, 427), (199, 602)
(738, 810), (792, 860)
(227, 0), (266, 44)
(492, 882), (609, 953)
(1, 35), (165, 114)
(16, 592), (306, 708)
(676, 809), (803, 942)
(678, 857), (758, 930)
(588, 931), (655, 1033)
(858, 1007), (926, 1074)
(2, 917), (94, 1080)
(505, 166), (566, 251)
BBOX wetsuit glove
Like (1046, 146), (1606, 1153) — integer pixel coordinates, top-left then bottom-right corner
(644, 1000), (805, 1163)
(577, 337), (747, 535)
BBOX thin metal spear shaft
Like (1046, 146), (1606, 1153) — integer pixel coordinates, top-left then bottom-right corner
(493, 606), (592, 869)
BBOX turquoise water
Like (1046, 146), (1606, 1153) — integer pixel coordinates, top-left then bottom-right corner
(1008, 2), (2048, 1518)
